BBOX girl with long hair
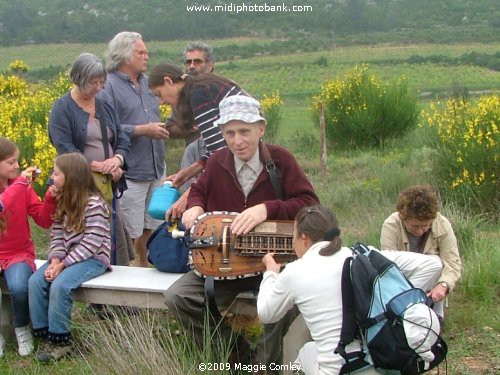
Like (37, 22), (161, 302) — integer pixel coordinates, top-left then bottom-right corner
(28, 153), (111, 362)
(0, 137), (57, 357)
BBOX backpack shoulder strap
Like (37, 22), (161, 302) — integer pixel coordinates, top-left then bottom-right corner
(95, 99), (110, 160)
(351, 241), (370, 256)
(336, 248), (372, 374)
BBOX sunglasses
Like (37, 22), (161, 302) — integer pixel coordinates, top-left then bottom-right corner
(185, 58), (205, 66)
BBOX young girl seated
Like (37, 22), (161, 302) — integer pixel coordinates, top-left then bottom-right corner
(28, 153), (111, 362)
(0, 137), (57, 357)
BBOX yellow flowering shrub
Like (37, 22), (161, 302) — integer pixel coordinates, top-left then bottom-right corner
(9, 59), (29, 73)
(422, 95), (499, 212)
(159, 104), (172, 122)
(0, 62), (71, 194)
(313, 65), (418, 147)
(0, 74), (28, 97)
(260, 90), (283, 142)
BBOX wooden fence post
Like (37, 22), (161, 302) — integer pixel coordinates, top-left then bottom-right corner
(319, 102), (328, 188)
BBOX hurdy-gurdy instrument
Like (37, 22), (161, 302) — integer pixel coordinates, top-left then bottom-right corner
(174, 211), (296, 279)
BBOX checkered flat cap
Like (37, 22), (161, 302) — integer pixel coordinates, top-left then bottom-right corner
(214, 95), (266, 127)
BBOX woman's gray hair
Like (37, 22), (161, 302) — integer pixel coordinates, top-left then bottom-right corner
(105, 31), (143, 72)
(69, 53), (106, 90)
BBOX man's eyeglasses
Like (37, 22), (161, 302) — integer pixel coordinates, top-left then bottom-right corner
(185, 59), (205, 66)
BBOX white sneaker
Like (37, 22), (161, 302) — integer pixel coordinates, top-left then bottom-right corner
(0, 334), (5, 357)
(15, 325), (34, 356)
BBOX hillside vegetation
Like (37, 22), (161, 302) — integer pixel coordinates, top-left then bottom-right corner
(0, 0), (499, 46)
(1, 40), (500, 101)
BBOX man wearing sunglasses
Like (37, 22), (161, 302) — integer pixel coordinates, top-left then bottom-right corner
(184, 41), (215, 76)
(164, 41), (215, 144)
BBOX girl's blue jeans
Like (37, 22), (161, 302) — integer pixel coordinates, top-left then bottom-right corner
(28, 258), (107, 334)
(3, 261), (33, 327)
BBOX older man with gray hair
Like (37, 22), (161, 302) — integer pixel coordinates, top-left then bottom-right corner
(167, 95), (319, 374)
(99, 31), (168, 267)
(183, 40), (215, 76)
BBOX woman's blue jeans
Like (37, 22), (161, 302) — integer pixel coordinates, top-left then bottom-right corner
(28, 258), (107, 334)
(3, 261), (33, 327)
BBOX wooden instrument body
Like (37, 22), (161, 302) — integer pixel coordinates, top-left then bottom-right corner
(189, 212), (296, 279)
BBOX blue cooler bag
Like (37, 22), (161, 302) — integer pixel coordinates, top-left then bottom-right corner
(147, 221), (190, 273)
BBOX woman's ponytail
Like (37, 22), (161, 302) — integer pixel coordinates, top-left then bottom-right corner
(295, 205), (342, 256)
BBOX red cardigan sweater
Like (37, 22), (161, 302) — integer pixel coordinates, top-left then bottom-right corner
(188, 143), (319, 220)
(0, 177), (56, 271)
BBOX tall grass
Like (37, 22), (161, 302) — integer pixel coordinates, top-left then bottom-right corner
(260, 90), (283, 143)
(444, 204), (500, 308)
(77, 310), (234, 375)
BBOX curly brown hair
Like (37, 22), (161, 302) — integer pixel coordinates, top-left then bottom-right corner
(396, 185), (439, 221)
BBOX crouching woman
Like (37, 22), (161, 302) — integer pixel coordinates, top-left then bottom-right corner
(257, 205), (378, 375)
(29, 153), (111, 362)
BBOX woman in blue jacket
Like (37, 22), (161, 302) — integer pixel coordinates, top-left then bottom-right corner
(48, 53), (132, 266)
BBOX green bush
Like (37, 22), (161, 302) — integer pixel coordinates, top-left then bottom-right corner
(313, 65), (419, 147)
(313, 56), (328, 67)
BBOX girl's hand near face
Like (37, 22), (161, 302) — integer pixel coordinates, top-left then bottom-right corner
(20, 166), (37, 182)
(48, 184), (60, 198)
(262, 253), (281, 273)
